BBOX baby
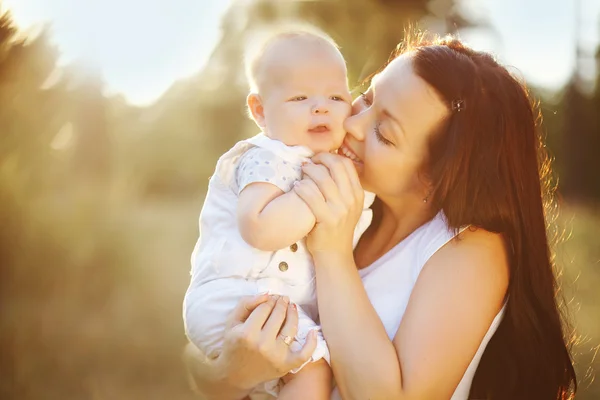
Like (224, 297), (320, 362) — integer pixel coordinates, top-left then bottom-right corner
(183, 24), (373, 399)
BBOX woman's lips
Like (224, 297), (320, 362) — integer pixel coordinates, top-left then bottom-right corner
(339, 141), (362, 164)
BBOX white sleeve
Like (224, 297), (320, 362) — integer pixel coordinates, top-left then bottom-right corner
(235, 147), (302, 194)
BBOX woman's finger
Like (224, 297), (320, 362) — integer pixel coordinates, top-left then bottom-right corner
(293, 179), (330, 223)
(336, 154), (364, 203)
(287, 329), (318, 371)
(227, 293), (271, 328)
(279, 302), (300, 340)
(262, 296), (290, 339)
(301, 163), (343, 206)
(312, 153), (355, 204)
(347, 163), (365, 203)
(243, 295), (279, 331)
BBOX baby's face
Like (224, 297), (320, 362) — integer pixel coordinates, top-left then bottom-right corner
(259, 45), (351, 153)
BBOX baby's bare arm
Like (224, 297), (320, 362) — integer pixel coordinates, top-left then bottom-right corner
(238, 182), (316, 251)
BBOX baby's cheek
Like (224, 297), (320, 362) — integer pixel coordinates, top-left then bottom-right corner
(338, 101), (352, 112)
(276, 109), (303, 131)
(331, 128), (347, 149)
(337, 105), (352, 128)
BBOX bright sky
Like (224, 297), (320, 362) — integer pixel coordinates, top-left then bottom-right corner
(3, 0), (599, 105)
(3, 0), (231, 105)
(461, 0), (600, 89)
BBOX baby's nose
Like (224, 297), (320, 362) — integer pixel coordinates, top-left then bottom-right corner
(311, 101), (329, 114)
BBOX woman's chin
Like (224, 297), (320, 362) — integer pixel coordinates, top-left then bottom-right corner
(358, 174), (370, 190)
(353, 160), (365, 174)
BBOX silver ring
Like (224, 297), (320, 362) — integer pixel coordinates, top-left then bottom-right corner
(278, 334), (293, 346)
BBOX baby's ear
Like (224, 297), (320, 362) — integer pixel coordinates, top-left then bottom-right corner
(247, 93), (266, 128)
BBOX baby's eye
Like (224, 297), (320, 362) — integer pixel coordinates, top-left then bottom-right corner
(330, 95), (345, 101)
(290, 96), (307, 101)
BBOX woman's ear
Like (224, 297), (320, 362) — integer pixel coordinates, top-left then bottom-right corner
(247, 93), (266, 128)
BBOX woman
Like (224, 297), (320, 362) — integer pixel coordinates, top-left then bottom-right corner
(185, 33), (577, 399)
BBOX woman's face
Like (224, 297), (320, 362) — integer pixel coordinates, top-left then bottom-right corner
(340, 54), (449, 200)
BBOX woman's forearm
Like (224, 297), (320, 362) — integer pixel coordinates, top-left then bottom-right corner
(184, 343), (251, 400)
(314, 253), (403, 400)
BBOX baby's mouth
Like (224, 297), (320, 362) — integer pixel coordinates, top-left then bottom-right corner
(308, 124), (330, 134)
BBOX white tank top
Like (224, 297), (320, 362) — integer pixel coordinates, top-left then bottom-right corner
(331, 212), (506, 399)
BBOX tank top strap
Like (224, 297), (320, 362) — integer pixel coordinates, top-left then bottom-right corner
(410, 213), (470, 283)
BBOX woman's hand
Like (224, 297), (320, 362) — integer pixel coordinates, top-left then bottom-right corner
(293, 152), (364, 257)
(215, 293), (317, 391)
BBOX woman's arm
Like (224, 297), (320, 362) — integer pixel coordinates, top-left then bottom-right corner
(184, 294), (317, 399)
(184, 342), (250, 400)
(295, 153), (509, 400)
(313, 229), (508, 400)
(310, 251), (399, 399)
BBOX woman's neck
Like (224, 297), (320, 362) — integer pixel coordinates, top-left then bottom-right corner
(354, 193), (436, 269)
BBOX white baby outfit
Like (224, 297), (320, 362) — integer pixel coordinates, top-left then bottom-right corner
(183, 133), (374, 399)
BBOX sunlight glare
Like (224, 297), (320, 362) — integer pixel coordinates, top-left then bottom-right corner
(2, 0), (232, 105)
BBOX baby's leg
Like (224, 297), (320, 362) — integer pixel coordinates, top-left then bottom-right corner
(279, 359), (332, 400)
(183, 278), (259, 358)
(275, 305), (331, 399)
(185, 279), (288, 399)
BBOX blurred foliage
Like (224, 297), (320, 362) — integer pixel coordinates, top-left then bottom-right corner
(0, 0), (598, 398)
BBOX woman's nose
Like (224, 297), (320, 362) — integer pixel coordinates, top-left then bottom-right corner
(344, 109), (368, 141)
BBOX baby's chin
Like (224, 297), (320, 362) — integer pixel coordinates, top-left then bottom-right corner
(307, 138), (345, 154)
(307, 144), (342, 155)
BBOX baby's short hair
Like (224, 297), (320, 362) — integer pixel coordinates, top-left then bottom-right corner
(243, 22), (341, 94)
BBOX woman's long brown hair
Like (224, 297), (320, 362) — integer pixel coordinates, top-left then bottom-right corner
(387, 33), (577, 399)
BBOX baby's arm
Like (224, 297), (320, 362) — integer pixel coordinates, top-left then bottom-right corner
(238, 183), (315, 251)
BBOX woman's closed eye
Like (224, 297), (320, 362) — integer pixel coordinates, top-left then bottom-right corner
(361, 91), (394, 146)
(374, 122), (394, 146)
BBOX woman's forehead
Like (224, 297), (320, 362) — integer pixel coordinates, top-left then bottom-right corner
(373, 54), (427, 102)
(372, 54), (448, 133)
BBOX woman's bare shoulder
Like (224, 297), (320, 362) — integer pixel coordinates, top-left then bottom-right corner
(425, 226), (509, 295)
